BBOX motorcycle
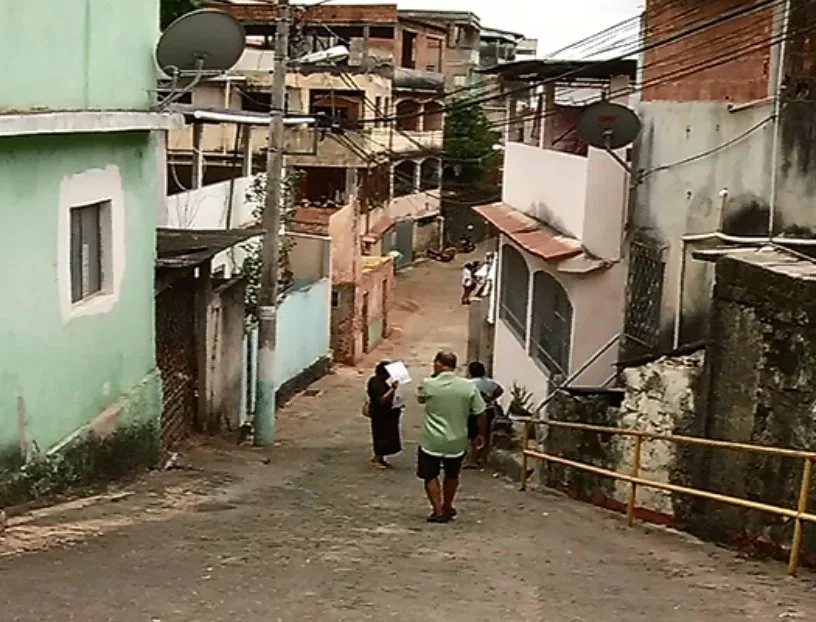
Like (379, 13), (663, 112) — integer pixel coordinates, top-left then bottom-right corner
(459, 225), (476, 254)
(427, 247), (457, 262)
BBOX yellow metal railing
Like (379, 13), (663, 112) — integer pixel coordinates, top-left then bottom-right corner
(515, 417), (816, 575)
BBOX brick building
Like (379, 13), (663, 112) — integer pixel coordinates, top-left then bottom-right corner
(625, 0), (816, 356)
(397, 9), (482, 90)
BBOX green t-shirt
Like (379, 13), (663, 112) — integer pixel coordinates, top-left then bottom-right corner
(418, 371), (486, 458)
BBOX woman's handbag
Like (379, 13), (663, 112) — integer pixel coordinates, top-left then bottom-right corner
(362, 398), (372, 419)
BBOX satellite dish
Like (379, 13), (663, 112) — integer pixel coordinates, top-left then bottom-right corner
(156, 9), (246, 78)
(577, 101), (641, 150)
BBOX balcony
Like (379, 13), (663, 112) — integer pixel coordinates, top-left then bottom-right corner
(501, 142), (629, 261)
(168, 119), (444, 168)
(277, 126), (443, 166)
(370, 127), (444, 153)
(393, 67), (445, 92)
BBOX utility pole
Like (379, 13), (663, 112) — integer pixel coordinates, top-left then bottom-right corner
(255, 0), (290, 445)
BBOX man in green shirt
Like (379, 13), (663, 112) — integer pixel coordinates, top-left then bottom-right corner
(416, 351), (486, 523)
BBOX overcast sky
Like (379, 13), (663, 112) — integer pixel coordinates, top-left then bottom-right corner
(304, 0), (644, 57)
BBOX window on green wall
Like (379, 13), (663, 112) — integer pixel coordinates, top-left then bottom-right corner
(70, 202), (107, 304)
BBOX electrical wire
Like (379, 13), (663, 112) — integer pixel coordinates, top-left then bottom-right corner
(257, 0), (776, 124)
(259, 0), (807, 194)
(326, 0), (784, 126)
(339, 12), (793, 167)
(303, 3), (803, 215)
(642, 116), (775, 178)
(325, 11), (816, 181)
(480, 0), (811, 135)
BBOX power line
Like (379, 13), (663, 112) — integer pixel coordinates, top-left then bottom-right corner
(548, 16), (640, 58)
(349, 12), (795, 165)
(642, 116), (774, 178)
(328, 10), (816, 182)
(291, 0), (805, 180)
(342, 0), (784, 127)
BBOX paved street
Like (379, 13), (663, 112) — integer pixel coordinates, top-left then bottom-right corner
(2, 255), (816, 621)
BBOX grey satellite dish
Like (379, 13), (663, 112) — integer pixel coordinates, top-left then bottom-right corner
(155, 9), (245, 107)
(577, 101), (641, 150)
(157, 8), (246, 76)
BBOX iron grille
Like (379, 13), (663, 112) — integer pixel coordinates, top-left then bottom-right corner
(624, 238), (666, 350)
(499, 245), (529, 343)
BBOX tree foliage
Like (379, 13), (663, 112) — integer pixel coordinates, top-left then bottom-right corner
(443, 100), (501, 183)
(161, 0), (202, 30)
(239, 170), (303, 325)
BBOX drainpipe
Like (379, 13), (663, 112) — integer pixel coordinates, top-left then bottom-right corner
(223, 79), (232, 154)
(673, 239), (688, 350)
(768, 0), (791, 239)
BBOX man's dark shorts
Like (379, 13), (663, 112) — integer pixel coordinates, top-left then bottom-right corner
(467, 408), (496, 440)
(416, 448), (464, 481)
(467, 414), (480, 440)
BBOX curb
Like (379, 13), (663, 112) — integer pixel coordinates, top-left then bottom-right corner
(487, 448), (525, 482)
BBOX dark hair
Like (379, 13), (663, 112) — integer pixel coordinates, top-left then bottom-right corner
(468, 361), (486, 378)
(434, 350), (457, 370)
(375, 361), (391, 378)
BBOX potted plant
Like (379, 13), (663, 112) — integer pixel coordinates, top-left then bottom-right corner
(508, 382), (534, 417)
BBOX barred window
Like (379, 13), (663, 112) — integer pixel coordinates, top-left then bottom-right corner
(624, 238), (665, 350)
(530, 271), (572, 375)
(499, 245), (529, 344)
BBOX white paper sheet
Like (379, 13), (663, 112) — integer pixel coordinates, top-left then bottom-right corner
(385, 361), (412, 384)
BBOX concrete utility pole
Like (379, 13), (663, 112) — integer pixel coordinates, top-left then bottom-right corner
(255, 0), (290, 446)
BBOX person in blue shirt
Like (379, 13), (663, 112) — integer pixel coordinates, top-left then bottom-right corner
(464, 361), (504, 468)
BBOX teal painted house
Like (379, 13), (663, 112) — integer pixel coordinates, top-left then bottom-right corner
(0, 1), (181, 490)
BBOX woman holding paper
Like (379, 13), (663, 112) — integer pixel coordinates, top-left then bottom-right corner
(367, 361), (403, 469)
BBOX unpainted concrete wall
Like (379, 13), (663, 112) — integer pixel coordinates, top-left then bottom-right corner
(542, 249), (816, 564)
(631, 0), (816, 350)
(208, 279), (247, 433)
(630, 101), (776, 349)
(685, 251), (816, 561)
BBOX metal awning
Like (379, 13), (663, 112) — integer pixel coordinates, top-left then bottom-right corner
(477, 58), (637, 82)
(473, 202), (610, 273)
(157, 227), (264, 269)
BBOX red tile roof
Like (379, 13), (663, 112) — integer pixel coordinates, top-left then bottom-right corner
(473, 202), (583, 262)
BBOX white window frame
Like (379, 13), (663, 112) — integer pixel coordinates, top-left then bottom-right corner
(69, 200), (109, 304)
(58, 166), (126, 322)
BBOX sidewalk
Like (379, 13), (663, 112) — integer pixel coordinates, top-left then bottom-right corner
(1, 252), (816, 621)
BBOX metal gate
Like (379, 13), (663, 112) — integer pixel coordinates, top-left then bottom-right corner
(155, 274), (198, 453)
(394, 219), (414, 268)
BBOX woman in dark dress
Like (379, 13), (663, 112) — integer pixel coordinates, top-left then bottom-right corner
(367, 361), (403, 469)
